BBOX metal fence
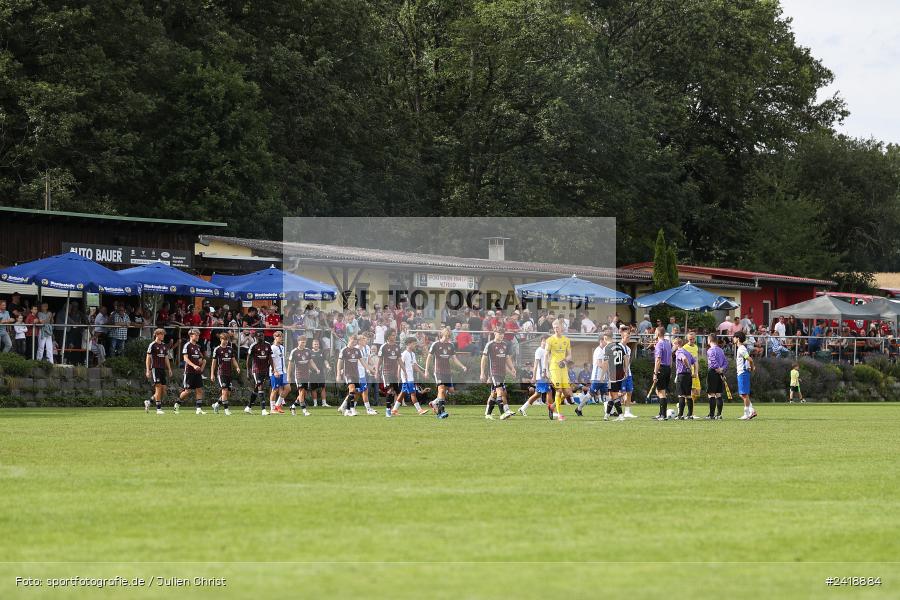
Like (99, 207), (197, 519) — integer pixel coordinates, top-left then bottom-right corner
(5, 323), (897, 368)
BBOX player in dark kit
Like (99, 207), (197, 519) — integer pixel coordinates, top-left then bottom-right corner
(210, 332), (240, 416)
(337, 335), (363, 416)
(604, 332), (629, 421)
(307, 339), (331, 407)
(145, 328), (173, 414)
(480, 329), (516, 420)
(246, 333), (274, 415)
(424, 326), (468, 419)
(178, 328), (207, 415)
(376, 328), (402, 418)
(287, 336), (320, 416)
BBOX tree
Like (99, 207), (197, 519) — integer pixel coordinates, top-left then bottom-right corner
(652, 229), (670, 292)
(667, 246), (680, 288)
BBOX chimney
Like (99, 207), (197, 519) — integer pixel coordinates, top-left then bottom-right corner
(485, 237), (509, 261)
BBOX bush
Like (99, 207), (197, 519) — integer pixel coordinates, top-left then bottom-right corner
(0, 352), (44, 376)
(852, 364), (884, 386)
(864, 354), (892, 374)
(105, 356), (143, 378)
(124, 338), (150, 363)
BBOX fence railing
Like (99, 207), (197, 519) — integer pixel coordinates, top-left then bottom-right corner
(5, 322), (896, 369)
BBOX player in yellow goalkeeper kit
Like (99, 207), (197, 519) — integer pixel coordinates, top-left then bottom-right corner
(545, 319), (573, 421)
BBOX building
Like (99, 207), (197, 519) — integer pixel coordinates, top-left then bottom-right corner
(621, 263), (835, 327)
(196, 235), (756, 323)
(0, 205), (227, 299)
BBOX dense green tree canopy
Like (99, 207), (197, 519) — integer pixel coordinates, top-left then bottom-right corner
(1, 0), (897, 282)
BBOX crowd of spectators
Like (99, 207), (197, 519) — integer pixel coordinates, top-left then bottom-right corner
(1, 291), (896, 367)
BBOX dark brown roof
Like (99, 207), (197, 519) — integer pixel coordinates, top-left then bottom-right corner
(200, 235), (757, 289)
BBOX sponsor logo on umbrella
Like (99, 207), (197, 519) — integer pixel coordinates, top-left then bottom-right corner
(41, 278), (49, 286)
(170, 286), (177, 293)
(76, 283), (84, 290)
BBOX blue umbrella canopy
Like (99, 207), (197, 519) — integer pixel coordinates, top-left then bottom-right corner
(119, 262), (223, 297)
(0, 252), (140, 296)
(633, 282), (739, 312)
(211, 266), (336, 301)
(515, 275), (632, 304)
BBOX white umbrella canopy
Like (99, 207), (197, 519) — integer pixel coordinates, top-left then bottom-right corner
(770, 295), (882, 321)
(862, 297), (900, 325)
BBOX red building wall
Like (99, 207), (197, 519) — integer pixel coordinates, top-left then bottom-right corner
(739, 286), (818, 329)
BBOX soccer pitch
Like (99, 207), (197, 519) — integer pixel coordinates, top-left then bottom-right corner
(2, 404), (898, 599)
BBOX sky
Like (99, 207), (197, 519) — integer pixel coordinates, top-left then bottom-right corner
(780, 0), (900, 144)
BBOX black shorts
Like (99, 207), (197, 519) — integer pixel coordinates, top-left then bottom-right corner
(656, 365), (671, 391)
(251, 372), (268, 389)
(308, 381), (325, 391)
(295, 381), (310, 391)
(706, 371), (724, 394)
(151, 368), (167, 386)
(676, 373), (692, 397)
(790, 385), (800, 393)
(382, 382), (400, 395)
(609, 380), (623, 393)
(216, 373), (233, 390)
(183, 372), (204, 390)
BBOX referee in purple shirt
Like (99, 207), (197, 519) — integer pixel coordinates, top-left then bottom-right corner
(652, 327), (673, 420)
(706, 336), (728, 419)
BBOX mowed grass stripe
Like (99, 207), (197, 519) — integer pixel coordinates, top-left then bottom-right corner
(1, 405), (898, 575)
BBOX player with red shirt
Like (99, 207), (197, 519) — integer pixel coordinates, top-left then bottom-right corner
(144, 328), (173, 414)
(246, 333), (274, 415)
(424, 326), (468, 418)
(287, 335), (320, 416)
(210, 332), (240, 415)
(178, 328), (207, 415)
(480, 329), (516, 420)
(337, 335), (364, 416)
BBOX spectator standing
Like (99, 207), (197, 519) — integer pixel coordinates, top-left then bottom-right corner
(717, 316), (732, 338)
(36, 302), (54, 363)
(666, 316), (678, 335)
(110, 304), (131, 356)
(303, 305), (319, 341)
(0, 300), (13, 352)
(456, 323), (473, 353)
(637, 314), (653, 335)
(774, 317), (787, 343)
(504, 313), (521, 360)
(93, 306), (110, 356)
(580, 313), (596, 334)
(808, 321), (824, 354)
(13, 314), (27, 355)
(519, 309), (535, 333)
(374, 318), (388, 346)
(25, 305), (39, 357)
(7, 293), (23, 315)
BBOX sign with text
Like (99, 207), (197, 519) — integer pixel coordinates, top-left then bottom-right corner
(415, 273), (477, 290)
(62, 242), (192, 268)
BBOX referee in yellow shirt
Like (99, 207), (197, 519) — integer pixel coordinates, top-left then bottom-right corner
(546, 319), (573, 421)
(683, 331), (702, 409)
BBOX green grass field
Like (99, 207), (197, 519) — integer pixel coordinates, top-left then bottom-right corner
(2, 403), (898, 599)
